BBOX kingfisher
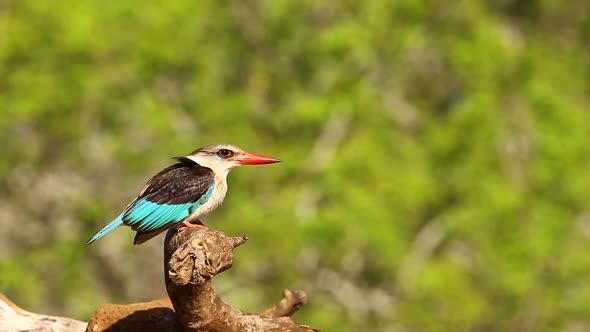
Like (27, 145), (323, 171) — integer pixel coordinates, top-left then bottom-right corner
(87, 144), (281, 245)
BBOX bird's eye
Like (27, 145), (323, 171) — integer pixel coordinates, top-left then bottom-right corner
(217, 149), (234, 158)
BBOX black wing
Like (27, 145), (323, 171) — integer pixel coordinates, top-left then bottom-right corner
(136, 157), (215, 204)
(121, 157), (215, 244)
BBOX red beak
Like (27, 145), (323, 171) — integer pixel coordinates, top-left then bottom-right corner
(234, 151), (282, 165)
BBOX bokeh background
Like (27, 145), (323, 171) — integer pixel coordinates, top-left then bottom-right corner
(1, 1), (590, 331)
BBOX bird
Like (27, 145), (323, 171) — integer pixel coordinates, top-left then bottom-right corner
(87, 144), (281, 245)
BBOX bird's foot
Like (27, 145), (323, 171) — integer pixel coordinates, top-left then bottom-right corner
(178, 220), (208, 232)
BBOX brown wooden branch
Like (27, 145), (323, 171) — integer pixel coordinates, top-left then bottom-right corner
(86, 298), (179, 332)
(164, 227), (319, 332)
(84, 228), (319, 332)
(261, 289), (308, 318)
(0, 228), (318, 331)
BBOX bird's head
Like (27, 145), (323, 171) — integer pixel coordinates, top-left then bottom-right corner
(186, 144), (281, 174)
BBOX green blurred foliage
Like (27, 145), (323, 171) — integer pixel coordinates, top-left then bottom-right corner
(1, 0), (589, 331)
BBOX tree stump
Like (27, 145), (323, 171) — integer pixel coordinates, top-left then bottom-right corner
(86, 228), (318, 332)
(164, 228), (317, 332)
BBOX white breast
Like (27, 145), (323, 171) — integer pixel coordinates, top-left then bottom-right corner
(187, 174), (228, 221)
(183, 154), (232, 222)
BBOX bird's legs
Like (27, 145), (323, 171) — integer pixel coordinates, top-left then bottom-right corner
(178, 219), (208, 232)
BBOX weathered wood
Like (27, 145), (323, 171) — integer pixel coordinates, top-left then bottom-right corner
(85, 298), (179, 332)
(164, 228), (319, 332)
(261, 289), (308, 318)
(2, 228), (318, 332)
(0, 293), (86, 332)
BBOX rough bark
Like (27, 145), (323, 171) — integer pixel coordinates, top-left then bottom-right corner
(260, 289), (308, 318)
(85, 298), (179, 332)
(164, 227), (318, 332)
(0, 293), (86, 332)
(1, 228), (318, 332)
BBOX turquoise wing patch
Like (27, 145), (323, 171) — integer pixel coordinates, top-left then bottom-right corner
(124, 184), (215, 232)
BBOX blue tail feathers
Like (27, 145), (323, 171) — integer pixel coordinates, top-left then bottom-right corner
(86, 214), (124, 244)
